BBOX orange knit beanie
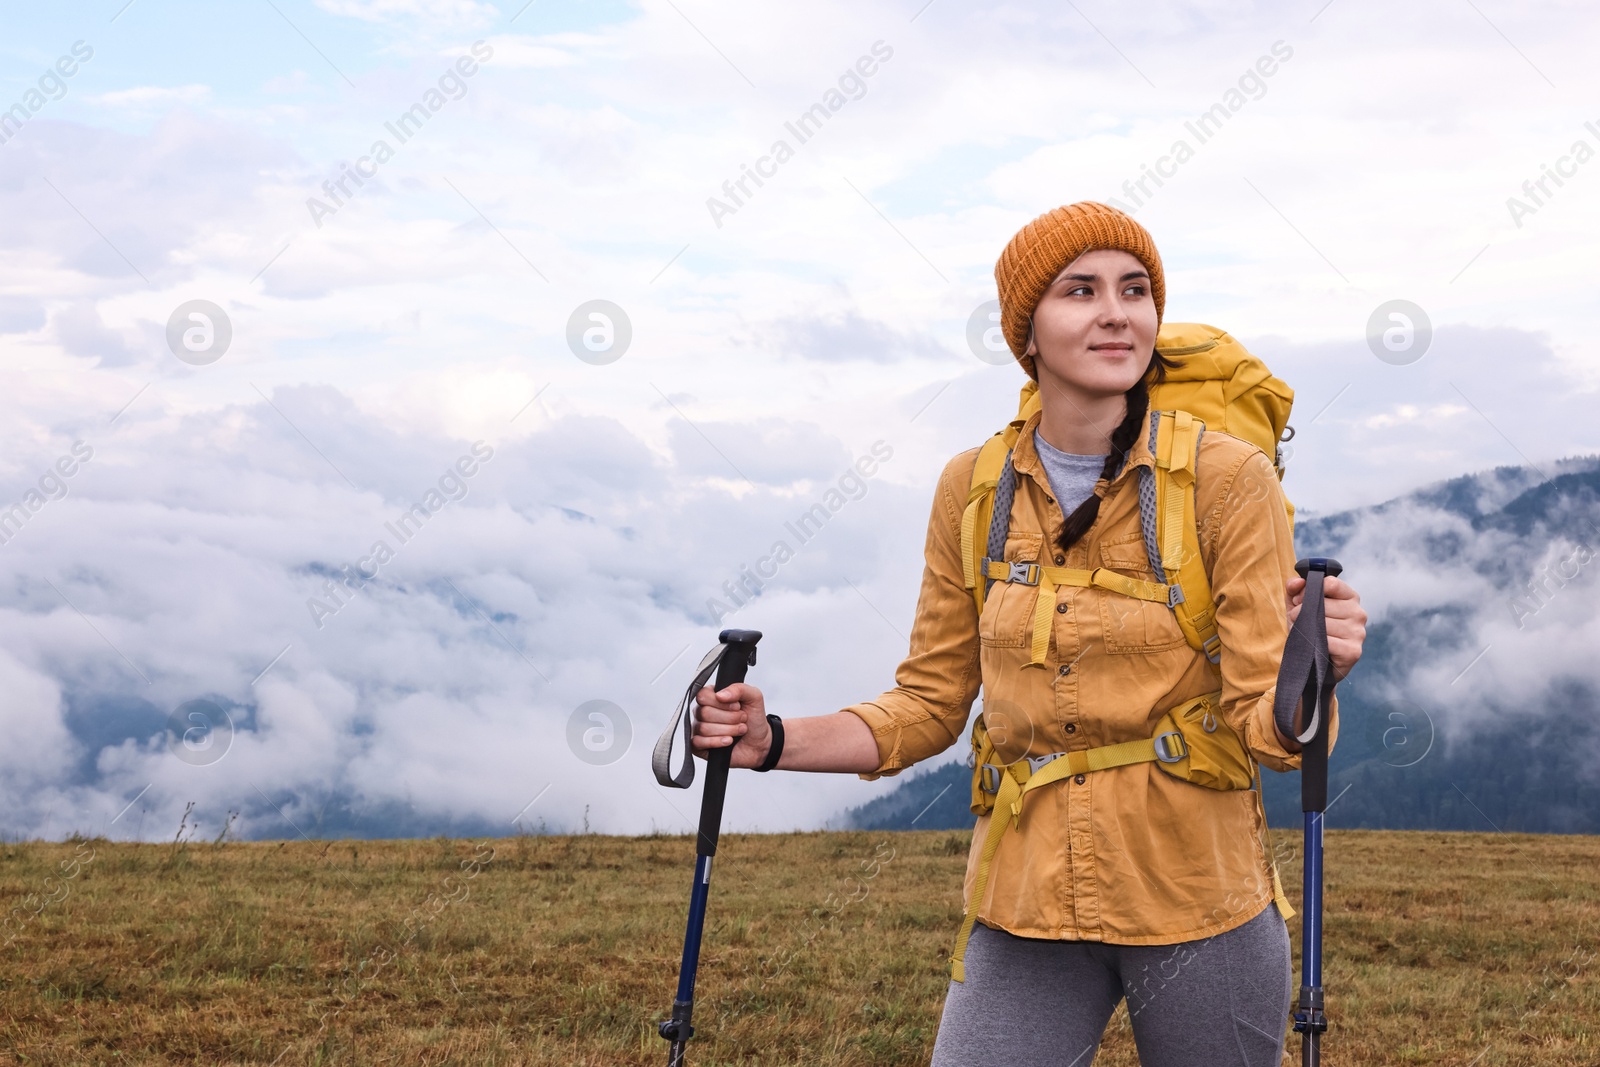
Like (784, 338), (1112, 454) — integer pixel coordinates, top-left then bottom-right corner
(994, 201), (1166, 380)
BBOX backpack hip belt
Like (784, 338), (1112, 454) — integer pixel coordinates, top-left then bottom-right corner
(950, 690), (1295, 981)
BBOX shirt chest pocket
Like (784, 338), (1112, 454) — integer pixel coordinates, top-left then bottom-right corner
(978, 531), (1042, 648)
(1096, 533), (1189, 654)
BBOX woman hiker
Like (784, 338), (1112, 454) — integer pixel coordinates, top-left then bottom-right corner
(689, 201), (1368, 1066)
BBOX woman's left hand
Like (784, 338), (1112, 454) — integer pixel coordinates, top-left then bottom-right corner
(1286, 574), (1367, 682)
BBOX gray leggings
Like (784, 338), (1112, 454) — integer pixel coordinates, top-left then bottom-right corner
(929, 903), (1292, 1067)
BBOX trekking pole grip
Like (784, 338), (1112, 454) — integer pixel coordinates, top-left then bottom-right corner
(696, 629), (761, 858)
(1277, 559), (1342, 738)
(1283, 557), (1340, 808)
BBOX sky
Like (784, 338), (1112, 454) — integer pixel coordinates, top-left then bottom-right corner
(0, 0), (1597, 841)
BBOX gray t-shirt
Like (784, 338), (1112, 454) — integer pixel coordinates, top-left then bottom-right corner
(1033, 428), (1107, 518)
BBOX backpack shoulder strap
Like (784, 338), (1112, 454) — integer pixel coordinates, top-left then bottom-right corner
(1146, 409), (1222, 664)
(961, 382), (1040, 613)
(982, 453), (1018, 597)
(960, 434), (1013, 614)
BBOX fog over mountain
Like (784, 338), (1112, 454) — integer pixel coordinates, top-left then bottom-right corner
(0, 386), (936, 843)
(846, 455), (1600, 834)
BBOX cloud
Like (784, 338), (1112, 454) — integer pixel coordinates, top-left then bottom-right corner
(664, 415), (851, 484)
(314, 0), (498, 30)
(0, 648), (75, 793)
(0, 386), (924, 841)
(1257, 324), (1600, 513)
(1295, 455), (1600, 750)
(51, 301), (142, 367)
(0, 111), (305, 295)
(480, 35), (587, 69)
(771, 309), (954, 364)
(0, 295), (45, 334)
(89, 85), (212, 108)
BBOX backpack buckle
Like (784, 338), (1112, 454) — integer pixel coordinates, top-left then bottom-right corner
(1025, 751), (1066, 774)
(1154, 731), (1187, 763)
(1167, 583), (1185, 607)
(979, 764), (1005, 794)
(1006, 561), (1040, 585)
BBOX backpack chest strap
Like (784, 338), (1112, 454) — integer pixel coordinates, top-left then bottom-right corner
(979, 559), (1173, 667)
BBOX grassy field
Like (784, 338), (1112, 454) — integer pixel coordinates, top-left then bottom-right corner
(0, 827), (1596, 1065)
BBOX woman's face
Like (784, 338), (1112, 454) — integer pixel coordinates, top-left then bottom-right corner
(1026, 248), (1158, 399)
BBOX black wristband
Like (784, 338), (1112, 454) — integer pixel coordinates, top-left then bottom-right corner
(753, 714), (785, 772)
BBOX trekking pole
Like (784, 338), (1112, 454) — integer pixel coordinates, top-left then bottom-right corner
(650, 628), (763, 1067)
(1273, 558), (1342, 1067)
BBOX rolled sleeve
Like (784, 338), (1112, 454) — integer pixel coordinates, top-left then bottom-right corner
(841, 451), (982, 780)
(1244, 689), (1341, 774)
(1206, 448), (1341, 774)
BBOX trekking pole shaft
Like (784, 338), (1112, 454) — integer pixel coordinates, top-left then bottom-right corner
(1299, 810), (1325, 1066)
(665, 854), (714, 1066)
(1302, 811), (1323, 986)
(673, 855), (715, 1001)
(1294, 794), (1329, 1066)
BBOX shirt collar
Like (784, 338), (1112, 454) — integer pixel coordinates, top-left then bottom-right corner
(1011, 406), (1155, 491)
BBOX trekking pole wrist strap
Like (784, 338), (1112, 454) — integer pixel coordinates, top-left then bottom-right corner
(753, 714), (785, 772)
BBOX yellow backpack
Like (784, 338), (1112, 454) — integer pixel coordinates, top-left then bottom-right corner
(946, 323), (1298, 982)
(959, 322), (1295, 665)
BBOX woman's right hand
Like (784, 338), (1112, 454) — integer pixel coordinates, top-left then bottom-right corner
(691, 682), (771, 770)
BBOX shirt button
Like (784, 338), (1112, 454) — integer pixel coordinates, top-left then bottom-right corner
(1045, 496), (1054, 504)
(1074, 774), (1086, 785)
(1065, 722), (1076, 733)
(1054, 554), (1065, 565)
(1056, 603), (1068, 614)
(1058, 664), (1071, 677)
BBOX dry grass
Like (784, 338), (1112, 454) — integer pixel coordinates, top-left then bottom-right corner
(0, 828), (1596, 1065)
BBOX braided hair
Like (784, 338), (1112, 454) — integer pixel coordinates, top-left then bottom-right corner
(1052, 348), (1178, 557)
